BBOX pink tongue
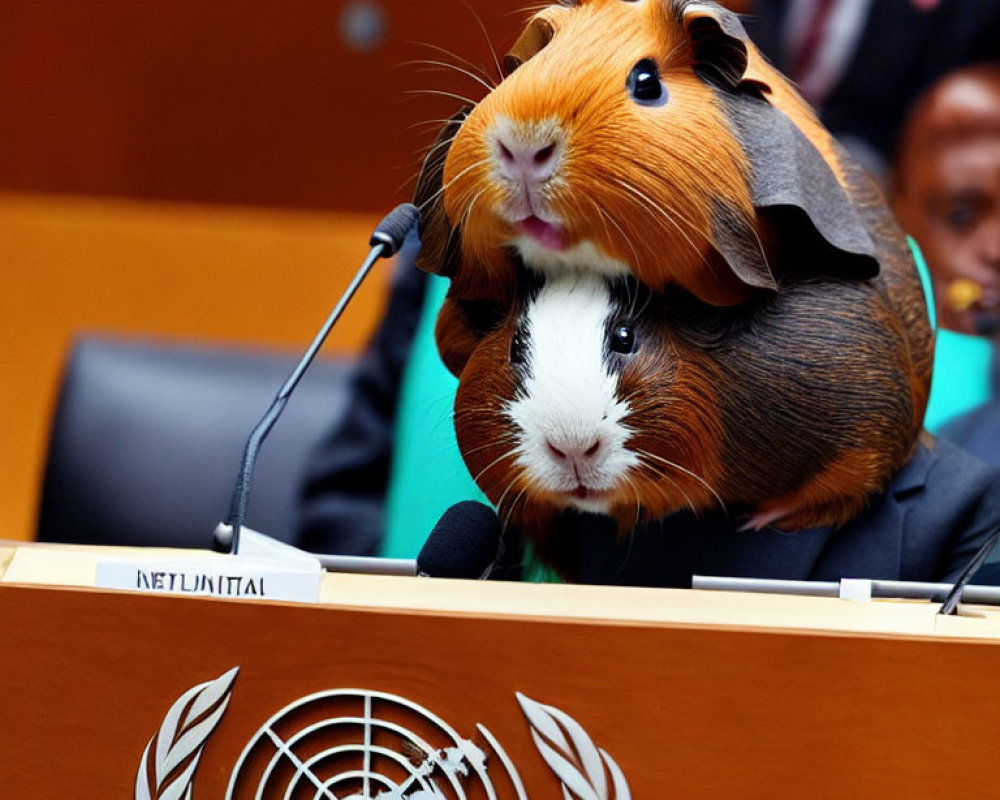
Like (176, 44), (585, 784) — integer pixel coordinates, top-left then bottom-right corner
(518, 216), (565, 250)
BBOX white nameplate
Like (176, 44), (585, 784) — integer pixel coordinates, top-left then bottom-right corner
(96, 557), (322, 603)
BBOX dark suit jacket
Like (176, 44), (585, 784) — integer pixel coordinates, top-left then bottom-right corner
(743, 0), (1000, 162)
(530, 438), (1000, 587)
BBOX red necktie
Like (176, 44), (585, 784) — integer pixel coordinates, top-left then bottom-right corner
(791, 0), (837, 83)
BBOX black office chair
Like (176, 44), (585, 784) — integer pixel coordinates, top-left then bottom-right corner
(37, 336), (354, 549)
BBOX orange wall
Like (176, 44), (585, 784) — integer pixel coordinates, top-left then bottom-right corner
(1, 193), (388, 542)
(0, 1), (525, 211)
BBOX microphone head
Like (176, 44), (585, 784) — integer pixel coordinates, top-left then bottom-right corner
(417, 501), (502, 579)
(370, 202), (419, 256)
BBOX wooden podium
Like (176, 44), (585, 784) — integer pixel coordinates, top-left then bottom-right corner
(4, 542), (1000, 798)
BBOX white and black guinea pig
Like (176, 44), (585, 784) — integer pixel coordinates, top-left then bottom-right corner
(453, 265), (922, 541)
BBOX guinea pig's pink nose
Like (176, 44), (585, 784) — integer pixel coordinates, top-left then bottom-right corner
(546, 436), (602, 466)
(496, 136), (559, 184)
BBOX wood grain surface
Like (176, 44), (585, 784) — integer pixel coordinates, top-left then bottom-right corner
(3, 569), (1000, 797)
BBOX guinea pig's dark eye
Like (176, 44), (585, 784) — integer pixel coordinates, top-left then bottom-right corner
(627, 58), (667, 106)
(609, 323), (636, 354)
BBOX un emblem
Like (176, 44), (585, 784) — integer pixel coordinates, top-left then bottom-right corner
(135, 667), (631, 799)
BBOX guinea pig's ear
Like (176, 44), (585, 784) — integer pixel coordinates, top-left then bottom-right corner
(413, 107), (470, 279)
(680, 5), (879, 280)
(726, 94), (880, 280)
(502, 15), (555, 76)
(681, 2), (771, 93)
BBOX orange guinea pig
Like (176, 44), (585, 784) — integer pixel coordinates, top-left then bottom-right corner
(415, 0), (926, 377)
(414, 0), (935, 545)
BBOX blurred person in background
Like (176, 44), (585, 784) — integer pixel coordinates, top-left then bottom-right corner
(742, 0), (1000, 186)
(892, 64), (1000, 465)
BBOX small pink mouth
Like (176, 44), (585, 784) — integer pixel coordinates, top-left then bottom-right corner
(569, 485), (609, 501)
(517, 215), (565, 251)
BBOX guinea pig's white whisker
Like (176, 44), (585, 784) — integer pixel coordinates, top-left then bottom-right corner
(495, 477), (525, 527)
(636, 449), (726, 513)
(459, 187), (487, 228)
(627, 482), (641, 532)
(494, 475), (524, 531)
(403, 117), (472, 133)
(459, 436), (518, 460)
(636, 286), (655, 319)
(626, 160), (708, 237)
(400, 59), (497, 92)
(417, 129), (461, 162)
(472, 446), (519, 486)
(451, 0), (504, 81)
(567, 190), (626, 262)
(453, 404), (509, 415)
(625, 161), (715, 254)
(416, 156), (490, 213)
(404, 88), (483, 107)
(409, 41), (496, 86)
(605, 178), (695, 261)
(613, 178), (708, 270)
(614, 274), (638, 320)
(635, 450), (698, 502)
(501, 486), (530, 534)
(636, 461), (697, 516)
(618, 472), (644, 530)
(394, 130), (463, 197)
(591, 200), (643, 272)
(616, 271), (651, 324)
(506, 4), (551, 19)
(587, 198), (615, 245)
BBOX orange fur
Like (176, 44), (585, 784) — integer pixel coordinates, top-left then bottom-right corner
(441, 0), (756, 305)
(754, 447), (906, 532)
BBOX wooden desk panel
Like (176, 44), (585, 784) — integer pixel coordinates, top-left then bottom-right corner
(3, 561), (1000, 798)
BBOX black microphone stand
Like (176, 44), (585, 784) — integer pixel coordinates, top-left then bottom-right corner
(223, 203), (419, 555)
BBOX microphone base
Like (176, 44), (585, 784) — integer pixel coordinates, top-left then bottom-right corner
(212, 523), (416, 576)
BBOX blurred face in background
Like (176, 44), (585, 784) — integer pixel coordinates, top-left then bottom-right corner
(892, 66), (1000, 337)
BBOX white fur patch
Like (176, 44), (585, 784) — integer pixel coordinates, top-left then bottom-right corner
(505, 273), (638, 513)
(512, 236), (633, 279)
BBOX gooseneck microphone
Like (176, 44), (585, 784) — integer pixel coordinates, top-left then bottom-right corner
(224, 203), (419, 555)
